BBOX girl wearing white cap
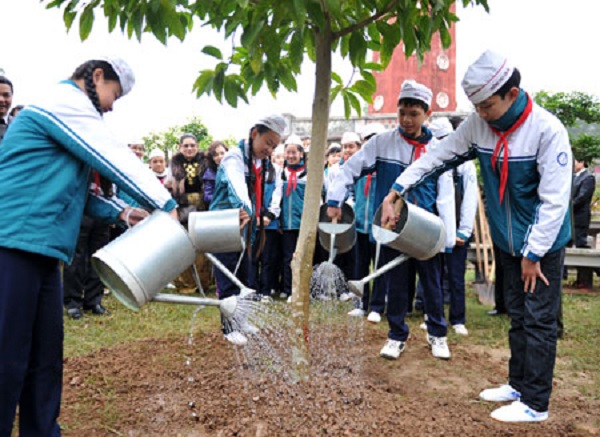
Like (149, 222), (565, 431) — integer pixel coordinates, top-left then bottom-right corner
(0, 57), (177, 435)
(388, 50), (572, 423)
(279, 134), (307, 300)
(148, 148), (168, 184)
(209, 114), (285, 345)
(326, 80), (456, 362)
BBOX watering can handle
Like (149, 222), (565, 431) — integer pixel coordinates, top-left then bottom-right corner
(332, 217), (338, 224)
(383, 197), (404, 230)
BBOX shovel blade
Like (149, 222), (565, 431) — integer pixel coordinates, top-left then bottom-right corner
(475, 282), (495, 306)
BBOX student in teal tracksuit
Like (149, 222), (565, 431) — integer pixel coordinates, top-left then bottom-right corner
(0, 56), (177, 437)
(209, 114), (287, 345)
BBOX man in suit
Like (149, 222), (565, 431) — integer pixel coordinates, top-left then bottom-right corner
(0, 75), (14, 144)
(572, 158), (596, 248)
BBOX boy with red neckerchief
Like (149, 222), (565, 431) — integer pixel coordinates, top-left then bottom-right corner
(326, 80), (456, 361)
(384, 50), (572, 423)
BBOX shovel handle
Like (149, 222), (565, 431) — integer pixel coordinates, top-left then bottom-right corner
(383, 197), (404, 230)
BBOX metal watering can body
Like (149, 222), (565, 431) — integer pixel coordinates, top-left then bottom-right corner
(92, 209), (246, 314)
(317, 203), (356, 255)
(372, 199), (446, 260)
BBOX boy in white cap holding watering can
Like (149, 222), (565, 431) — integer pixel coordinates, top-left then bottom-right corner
(210, 114), (286, 345)
(384, 50), (572, 423)
(0, 56), (177, 436)
(327, 80), (456, 361)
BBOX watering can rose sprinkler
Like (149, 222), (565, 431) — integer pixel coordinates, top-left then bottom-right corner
(91, 208), (255, 321)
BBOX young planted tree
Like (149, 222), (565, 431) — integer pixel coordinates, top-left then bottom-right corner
(43, 0), (489, 376)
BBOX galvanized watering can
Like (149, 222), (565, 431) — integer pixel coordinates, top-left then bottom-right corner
(92, 209), (251, 319)
(317, 203), (356, 257)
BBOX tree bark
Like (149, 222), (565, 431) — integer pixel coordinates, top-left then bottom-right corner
(289, 22), (332, 381)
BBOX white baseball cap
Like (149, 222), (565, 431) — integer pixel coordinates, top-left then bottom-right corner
(284, 134), (303, 146)
(148, 148), (164, 160)
(429, 117), (454, 139)
(96, 55), (136, 96)
(341, 131), (361, 145)
(398, 80), (432, 107)
(256, 114), (287, 137)
(462, 50), (514, 104)
(361, 123), (386, 140)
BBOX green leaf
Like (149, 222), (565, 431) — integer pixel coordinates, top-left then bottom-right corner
(192, 70), (215, 97)
(278, 65), (298, 91)
(439, 25), (451, 48)
(213, 64), (227, 102)
(292, 0), (307, 25)
(304, 30), (316, 62)
(331, 72), (343, 85)
(323, 0), (341, 16)
(241, 18), (265, 47)
(201, 45), (223, 60)
(349, 31), (367, 67)
(79, 5), (94, 41)
(63, 9), (77, 31)
(362, 62), (383, 72)
(342, 91), (351, 119)
(330, 84), (342, 104)
(289, 30), (305, 72)
(224, 78), (239, 107)
(351, 79), (375, 102)
(347, 91), (362, 117)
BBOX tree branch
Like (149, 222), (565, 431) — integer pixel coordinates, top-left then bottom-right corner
(333, 0), (402, 39)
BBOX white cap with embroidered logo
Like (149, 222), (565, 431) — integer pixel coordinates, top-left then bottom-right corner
(256, 114), (288, 137)
(96, 55), (136, 96)
(462, 50), (514, 105)
(398, 80), (432, 108)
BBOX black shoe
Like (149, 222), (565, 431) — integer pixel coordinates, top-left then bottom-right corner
(67, 308), (83, 320)
(84, 304), (111, 316)
(487, 309), (506, 316)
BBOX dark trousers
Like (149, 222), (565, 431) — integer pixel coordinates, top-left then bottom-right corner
(63, 215), (110, 310)
(259, 230), (283, 295)
(493, 243), (507, 313)
(444, 244), (468, 326)
(0, 248), (63, 437)
(382, 246), (447, 341)
(282, 230), (299, 295)
(500, 248), (564, 412)
(369, 245), (392, 315)
(351, 232), (375, 311)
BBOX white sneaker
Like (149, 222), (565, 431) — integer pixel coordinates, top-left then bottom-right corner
(224, 331), (248, 346)
(427, 334), (451, 359)
(367, 311), (381, 324)
(260, 295), (273, 303)
(379, 339), (406, 360)
(340, 292), (354, 302)
(419, 322), (427, 330)
(279, 292), (289, 299)
(166, 282), (177, 289)
(490, 401), (548, 422)
(452, 324), (469, 336)
(240, 322), (259, 335)
(287, 296), (292, 303)
(479, 384), (521, 402)
(348, 308), (366, 317)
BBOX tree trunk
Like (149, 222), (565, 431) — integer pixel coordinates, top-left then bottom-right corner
(289, 22), (332, 381)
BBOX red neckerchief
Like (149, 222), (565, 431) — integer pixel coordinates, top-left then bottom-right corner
(93, 171), (101, 195)
(252, 163), (263, 214)
(401, 133), (427, 161)
(364, 174), (372, 196)
(490, 95), (533, 204)
(286, 165), (305, 196)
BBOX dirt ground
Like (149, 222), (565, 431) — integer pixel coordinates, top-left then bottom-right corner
(59, 299), (600, 437)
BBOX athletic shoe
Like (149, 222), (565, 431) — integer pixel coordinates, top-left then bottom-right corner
(479, 384), (521, 402)
(367, 311), (381, 324)
(240, 322), (259, 335)
(490, 401), (548, 422)
(260, 295), (274, 303)
(379, 339), (406, 360)
(348, 308), (366, 317)
(224, 331), (248, 346)
(452, 324), (469, 336)
(339, 292), (353, 302)
(419, 322), (427, 330)
(426, 334), (451, 359)
(279, 292), (289, 299)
